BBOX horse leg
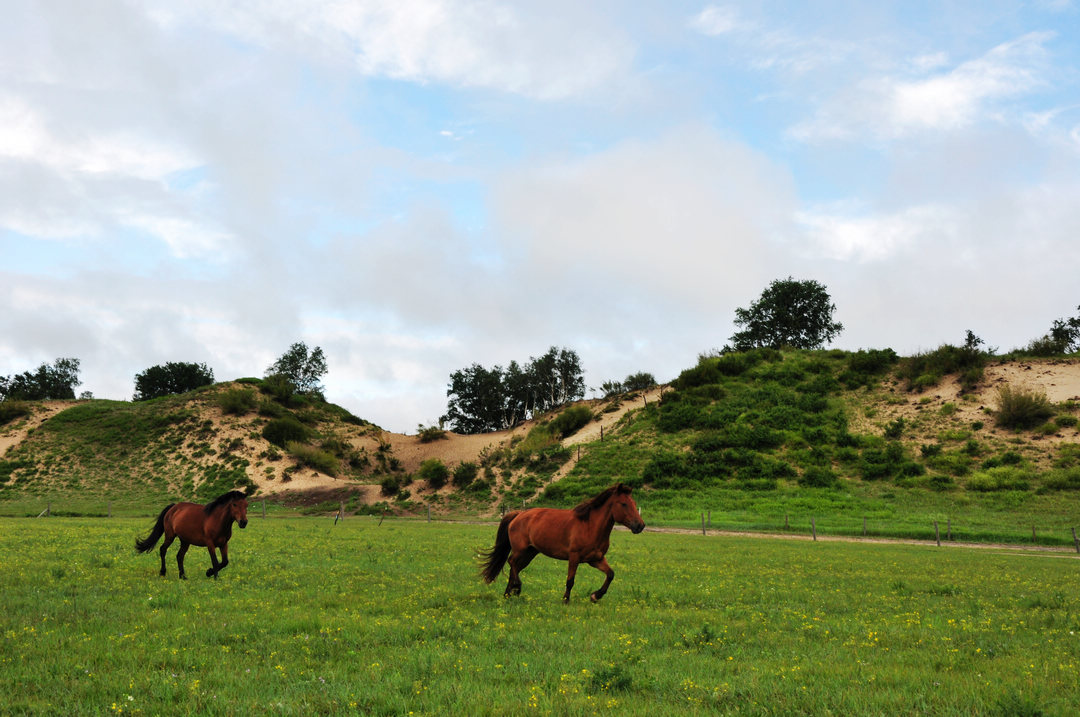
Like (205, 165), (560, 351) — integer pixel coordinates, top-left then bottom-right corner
(205, 544), (221, 579)
(158, 535), (175, 577)
(176, 541), (190, 580)
(216, 543), (230, 575)
(505, 547), (537, 597)
(587, 557), (615, 603)
(563, 556), (580, 604)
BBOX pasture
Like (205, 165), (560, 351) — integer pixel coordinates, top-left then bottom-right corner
(1, 517), (1078, 715)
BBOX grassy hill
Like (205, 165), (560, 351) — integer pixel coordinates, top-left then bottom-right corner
(2, 350), (1080, 544)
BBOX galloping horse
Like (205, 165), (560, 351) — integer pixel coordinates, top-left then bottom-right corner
(135, 490), (249, 579)
(480, 483), (645, 603)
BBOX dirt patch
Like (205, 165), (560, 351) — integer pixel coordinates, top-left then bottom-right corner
(0, 401), (76, 458)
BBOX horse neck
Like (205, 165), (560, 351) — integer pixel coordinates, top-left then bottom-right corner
(585, 501), (617, 539)
(207, 503), (233, 531)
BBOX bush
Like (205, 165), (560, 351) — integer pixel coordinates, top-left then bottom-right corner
(380, 475), (400, 496)
(452, 461), (478, 488)
(550, 405), (593, 438)
(417, 424), (448, 442)
(0, 401), (31, 425)
(286, 441), (339, 476)
(798, 466), (838, 488)
(262, 416), (311, 447)
(218, 388), (257, 415)
(994, 385), (1054, 430)
(417, 458), (449, 489)
(967, 466), (1031, 492)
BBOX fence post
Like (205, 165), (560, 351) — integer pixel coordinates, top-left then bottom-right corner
(862, 517), (867, 537)
(784, 514), (789, 531)
(262, 499), (267, 519)
(811, 517), (816, 541)
(1032, 526), (1037, 543)
(600, 425), (604, 441)
(935, 521), (941, 547)
(701, 513), (706, 536)
(47, 502), (51, 517)
(1073, 527), (1079, 554)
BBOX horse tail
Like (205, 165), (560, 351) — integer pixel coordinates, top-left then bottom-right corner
(479, 511), (519, 584)
(135, 504), (173, 553)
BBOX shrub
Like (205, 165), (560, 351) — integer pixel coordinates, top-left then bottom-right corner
(286, 441), (339, 476)
(417, 458), (449, 489)
(994, 385), (1054, 430)
(550, 405), (593, 438)
(380, 475), (400, 496)
(967, 466), (1031, 492)
(261, 416), (311, 448)
(0, 401), (31, 425)
(218, 388), (257, 415)
(798, 466), (838, 488)
(1042, 468), (1080, 491)
(452, 461), (478, 488)
(1056, 415), (1078, 428)
(417, 424), (447, 442)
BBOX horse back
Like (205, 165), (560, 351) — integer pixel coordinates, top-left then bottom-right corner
(165, 502), (210, 546)
(510, 508), (582, 560)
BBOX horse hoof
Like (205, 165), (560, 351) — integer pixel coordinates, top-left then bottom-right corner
(590, 592), (603, 603)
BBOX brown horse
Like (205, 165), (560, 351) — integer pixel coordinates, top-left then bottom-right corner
(480, 483), (645, 603)
(135, 490), (249, 579)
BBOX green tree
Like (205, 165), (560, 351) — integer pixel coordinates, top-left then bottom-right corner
(0, 358), (81, 401)
(266, 342), (328, 396)
(623, 372), (657, 391)
(442, 364), (507, 434)
(133, 361), (214, 401)
(728, 277), (843, 351)
(442, 347), (587, 434)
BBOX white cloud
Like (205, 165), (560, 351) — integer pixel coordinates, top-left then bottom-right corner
(149, 0), (635, 100)
(791, 32), (1053, 141)
(690, 5), (742, 36)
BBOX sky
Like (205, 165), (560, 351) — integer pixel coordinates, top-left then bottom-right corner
(2, 1), (1080, 433)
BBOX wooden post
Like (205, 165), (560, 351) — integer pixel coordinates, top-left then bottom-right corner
(262, 499), (267, 519)
(47, 502), (50, 517)
(378, 510), (385, 527)
(811, 517), (816, 541)
(600, 425), (604, 441)
(862, 517), (866, 536)
(1032, 525), (1037, 543)
(701, 513), (706, 536)
(935, 521), (941, 547)
(784, 514), (789, 531)
(1072, 527), (1079, 554)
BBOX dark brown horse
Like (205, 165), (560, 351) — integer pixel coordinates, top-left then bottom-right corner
(480, 483), (645, 603)
(135, 490), (249, 579)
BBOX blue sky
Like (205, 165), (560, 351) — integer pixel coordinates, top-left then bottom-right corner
(3, 1), (1079, 432)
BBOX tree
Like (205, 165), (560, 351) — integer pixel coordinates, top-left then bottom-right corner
(442, 364), (507, 434)
(133, 361), (214, 401)
(441, 347), (587, 434)
(728, 277), (843, 351)
(623, 372), (657, 391)
(1024, 305), (1080, 356)
(266, 342), (328, 396)
(0, 358), (81, 401)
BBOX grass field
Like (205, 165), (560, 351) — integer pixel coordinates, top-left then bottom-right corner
(2, 517), (1078, 715)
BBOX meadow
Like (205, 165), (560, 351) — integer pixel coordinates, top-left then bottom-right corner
(1, 517), (1078, 715)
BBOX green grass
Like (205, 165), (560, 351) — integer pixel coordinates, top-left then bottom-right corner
(2, 518), (1078, 715)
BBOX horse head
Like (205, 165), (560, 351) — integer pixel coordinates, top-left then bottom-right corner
(229, 494), (249, 529)
(609, 483), (645, 534)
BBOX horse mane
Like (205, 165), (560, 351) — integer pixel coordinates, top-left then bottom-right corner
(572, 483), (632, 520)
(204, 490), (247, 514)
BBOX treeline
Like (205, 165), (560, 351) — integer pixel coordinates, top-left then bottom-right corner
(441, 346), (586, 434)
